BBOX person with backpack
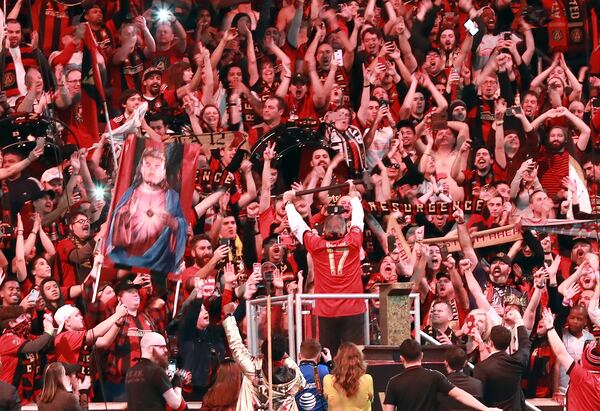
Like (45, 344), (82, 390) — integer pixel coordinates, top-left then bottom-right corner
(296, 339), (332, 411)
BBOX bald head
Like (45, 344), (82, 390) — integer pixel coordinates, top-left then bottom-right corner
(140, 332), (167, 358)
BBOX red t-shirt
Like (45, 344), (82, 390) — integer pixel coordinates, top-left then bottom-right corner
(303, 226), (365, 317)
(54, 237), (78, 290)
(566, 362), (600, 411)
(0, 333), (25, 385)
(54, 330), (86, 364)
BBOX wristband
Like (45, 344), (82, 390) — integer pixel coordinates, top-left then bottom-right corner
(547, 326), (554, 332)
(535, 284), (546, 289)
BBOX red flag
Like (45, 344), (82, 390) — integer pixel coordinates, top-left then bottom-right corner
(81, 23), (106, 144)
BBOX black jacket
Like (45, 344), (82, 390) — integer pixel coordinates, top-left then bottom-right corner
(438, 371), (483, 411)
(473, 325), (531, 411)
(0, 381), (20, 411)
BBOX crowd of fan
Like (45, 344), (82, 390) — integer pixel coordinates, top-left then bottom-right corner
(0, 0), (600, 410)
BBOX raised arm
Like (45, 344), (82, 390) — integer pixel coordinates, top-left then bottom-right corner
(494, 100), (507, 169)
(541, 307), (574, 370)
(237, 160), (257, 208)
(454, 208), (478, 267)
(284, 190), (310, 245)
(451, 140), (470, 185)
(259, 142), (276, 214)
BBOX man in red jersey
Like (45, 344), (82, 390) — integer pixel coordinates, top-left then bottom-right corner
(284, 184), (365, 355)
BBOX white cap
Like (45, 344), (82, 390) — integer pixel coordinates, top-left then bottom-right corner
(54, 304), (78, 333)
(40, 167), (63, 184)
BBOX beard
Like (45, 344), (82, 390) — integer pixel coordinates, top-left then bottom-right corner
(152, 348), (169, 369)
(549, 140), (565, 152)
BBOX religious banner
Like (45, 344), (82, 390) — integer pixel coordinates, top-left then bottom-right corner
(105, 136), (200, 273)
(364, 199), (486, 216)
(422, 224), (523, 252)
(523, 219), (598, 238)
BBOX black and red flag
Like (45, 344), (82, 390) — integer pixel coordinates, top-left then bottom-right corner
(81, 23), (106, 146)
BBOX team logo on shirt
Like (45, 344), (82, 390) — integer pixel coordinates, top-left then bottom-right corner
(3, 72), (15, 88)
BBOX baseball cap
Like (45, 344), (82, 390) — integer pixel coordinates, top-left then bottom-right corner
(143, 67), (162, 81)
(115, 279), (142, 295)
(490, 252), (511, 265)
(54, 304), (79, 334)
(291, 73), (309, 86)
(40, 167), (63, 184)
(31, 187), (56, 201)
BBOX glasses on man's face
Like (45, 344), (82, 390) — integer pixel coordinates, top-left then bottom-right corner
(387, 163), (401, 169)
(73, 218), (90, 225)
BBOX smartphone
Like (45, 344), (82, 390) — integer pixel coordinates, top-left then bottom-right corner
(512, 106), (522, 115)
(592, 98), (600, 108)
(28, 288), (40, 302)
(503, 32), (511, 40)
(36, 137), (45, 149)
(194, 277), (202, 290)
(431, 111), (448, 130)
(253, 262), (262, 279)
(464, 314), (476, 334)
(168, 359), (176, 374)
(387, 235), (396, 254)
(440, 245), (449, 261)
(326, 205), (344, 215)
(333, 49), (343, 67)
(278, 234), (295, 247)
(464, 19), (479, 36)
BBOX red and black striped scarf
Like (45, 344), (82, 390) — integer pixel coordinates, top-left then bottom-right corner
(2, 45), (39, 98)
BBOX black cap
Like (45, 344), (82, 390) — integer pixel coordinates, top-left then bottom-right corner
(436, 271), (451, 280)
(490, 252), (511, 265)
(291, 73), (309, 86)
(115, 279), (142, 294)
(31, 187), (56, 201)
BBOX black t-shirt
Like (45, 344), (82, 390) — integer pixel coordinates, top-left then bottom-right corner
(384, 365), (455, 411)
(125, 358), (173, 411)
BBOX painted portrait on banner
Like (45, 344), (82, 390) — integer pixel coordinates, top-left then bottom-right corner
(106, 136), (199, 273)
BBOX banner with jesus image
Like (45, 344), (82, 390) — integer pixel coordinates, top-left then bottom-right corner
(105, 136), (200, 273)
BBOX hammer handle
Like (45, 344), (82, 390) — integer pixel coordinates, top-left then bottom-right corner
(295, 181), (353, 196)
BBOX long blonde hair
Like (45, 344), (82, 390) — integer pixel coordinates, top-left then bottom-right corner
(39, 363), (66, 403)
(332, 343), (366, 397)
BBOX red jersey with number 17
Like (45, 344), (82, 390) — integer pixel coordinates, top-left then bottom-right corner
(303, 226), (365, 318)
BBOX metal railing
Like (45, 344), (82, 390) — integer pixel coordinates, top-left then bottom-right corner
(245, 292), (420, 361)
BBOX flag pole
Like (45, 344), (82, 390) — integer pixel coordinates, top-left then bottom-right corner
(102, 101), (120, 171)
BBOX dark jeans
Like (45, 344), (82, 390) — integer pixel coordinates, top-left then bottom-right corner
(318, 313), (366, 356)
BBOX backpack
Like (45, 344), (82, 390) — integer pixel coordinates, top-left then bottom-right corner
(295, 361), (328, 411)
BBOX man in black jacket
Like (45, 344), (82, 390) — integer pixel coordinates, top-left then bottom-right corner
(439, 347), (483, 411)
(473, 309), (531, 410)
